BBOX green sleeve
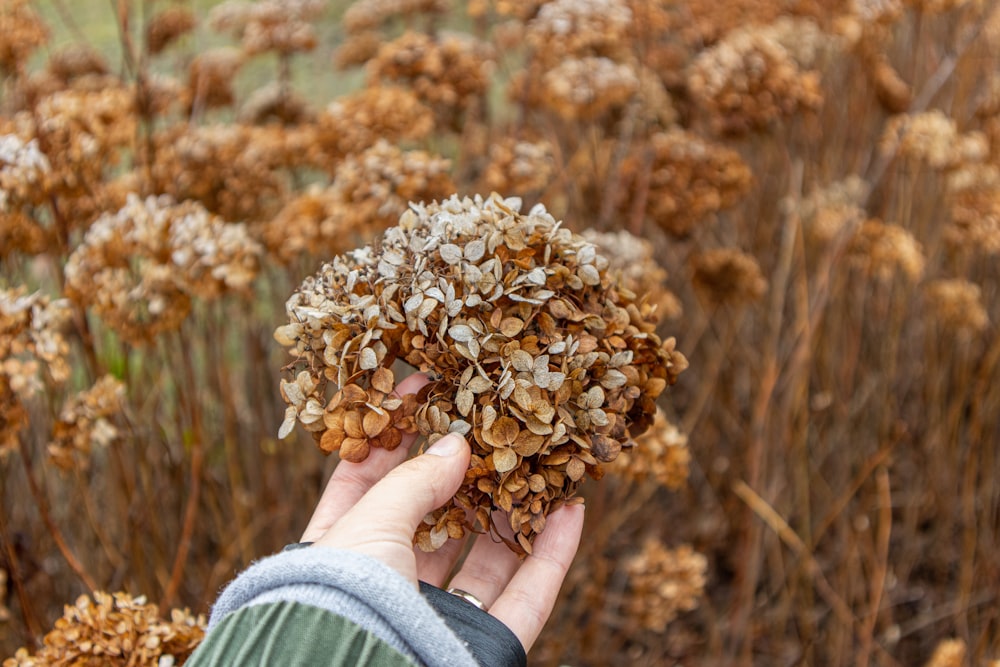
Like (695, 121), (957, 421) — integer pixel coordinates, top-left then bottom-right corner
(185, 600), (419, 666)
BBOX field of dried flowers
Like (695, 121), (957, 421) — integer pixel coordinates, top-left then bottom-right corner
(2, 0), (1000, 665)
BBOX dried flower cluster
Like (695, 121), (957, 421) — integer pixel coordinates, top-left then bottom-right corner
(538, 57), (639, 121)
(879, 111), (989, 169)
(480, 138), (556, 197)
(312, 86), (435, 164)
(151, 124), (301, 222)
(146, 7), (197, 55)
(619, 130), (753, 238)
(208, 0), (326, 55)
(581, 229), (682, 321)
(1, 289), (71, 455)
(848, 219), (926, 282)
(343, 0), (450, 33)
(609, 409), (690, 490)
(687, 26), (823, 135)
(924, 279), (990, 335)
(262, 140), (453, 263)
(691, 249), (768, 306)
(1, 133), (51, 254)
(524, 0), (633, 65)
(796, 175), (868, 243)
(277, 193), (686, 553)
(623, 540), (707, 632)
(48, 375), (126, 471)
(65, 194), (262, 345)
(0, 0), (48, 73)
(368, 31), (494, 128)
(923, 639), (966, 667)
(3, 592), (205, 667)
(945, 164), (1000, 256)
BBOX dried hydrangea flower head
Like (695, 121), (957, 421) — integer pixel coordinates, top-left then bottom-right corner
(922, 639), (966, 667)
(609, 408), (689, 490)
(687, 26), (823, 135)
(945, 164), (1000, 256)
(343, 0), (450, 34)
(623, 539), (707, 632)
(1, 134), (51, 254)
(48, 375), (126, 471)
(367, 31), (495, 129)
(65, 194), (262, 345)
(924, 279), (989, 335)
(262, 140), (454, 263)
(313, 87), (435, 165)
(3, 592), (205, 667)
(1, 288), (71, 455)
(277, 193), (687, 553)
(209, 0), (326, 55)
(618, 129), (753, 238)
(795, 175), (867, 244)
(0, 0), (48, 74)
(879, 110), (989, 170)
(691, 248), (768, 307)
(480, 137), (556, 198)
(145, 6), (197, 55)
(581, 228), (682, 322)
(847, 218), (925, 283)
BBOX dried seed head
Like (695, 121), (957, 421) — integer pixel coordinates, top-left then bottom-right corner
(343, 0), (450, 34)
(847, 218), (925, 282)
(0, 0), (49, 73)
(618, 129), (753, 238)
(581, 229), (682, 321)
(609, 409), (689, 490)
(146, 6), (197, 55)
(922, 639), (965, 667)
(688, 26), (823, 135)
(48, 375), (126, 471)
(796, 175), (868, 244)
(65, 194), (262, 345)
(623, 540), (707, 632)
(879, 110), (988, 170)
(367, 31), (495, 129)
(691, 248), (768, 307)
(277, 193), (686, 553)
(924, 279), (989, 335)
(5, 591), (205, 666)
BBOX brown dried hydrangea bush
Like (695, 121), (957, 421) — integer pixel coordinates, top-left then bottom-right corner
(65, 193), (262, 345)
(277, 193), (687, 554)
(3, 592), (205, 667)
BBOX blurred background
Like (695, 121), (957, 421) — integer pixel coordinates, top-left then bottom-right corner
(1, 0), (999, 664)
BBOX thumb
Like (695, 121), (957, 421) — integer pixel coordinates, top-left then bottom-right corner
(316, 433), (471, 550)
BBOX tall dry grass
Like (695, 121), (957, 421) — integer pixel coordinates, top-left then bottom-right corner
(1, 0), (999, 665)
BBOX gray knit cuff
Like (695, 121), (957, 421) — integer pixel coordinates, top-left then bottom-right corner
(208, 547), (478, 667)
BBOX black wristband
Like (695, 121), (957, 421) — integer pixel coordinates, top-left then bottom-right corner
(419, 581), (527, 667)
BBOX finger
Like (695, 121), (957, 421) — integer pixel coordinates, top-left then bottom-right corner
(315, 434), (471, 581)
(444, 515), (521, 607)
(300, 372), (430, 542)
(488, 504), (585, 651)
(414, 528), (468, 586)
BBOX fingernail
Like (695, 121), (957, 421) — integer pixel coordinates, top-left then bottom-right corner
(426, 433), (464, 457)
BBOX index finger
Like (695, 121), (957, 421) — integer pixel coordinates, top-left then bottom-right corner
(300, 371), (430, 543)
(487, 504), (585, 651)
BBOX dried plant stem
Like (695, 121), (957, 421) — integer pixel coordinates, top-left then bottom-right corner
(208, 307), (252, 563)
(16, 435), (98, 592)
(0, 485), (42, 642)
(856, 466), (892, 667)
(161, 329), (206, 613)
(73, 465), (125, 570)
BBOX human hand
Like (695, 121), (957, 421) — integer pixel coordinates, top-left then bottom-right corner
(299, 372), (585, 652)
